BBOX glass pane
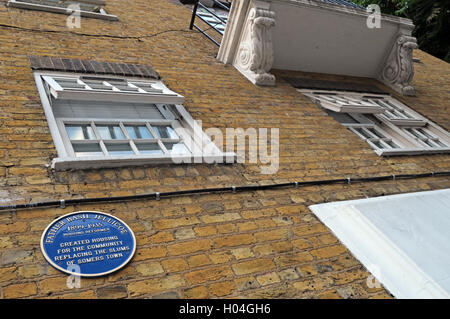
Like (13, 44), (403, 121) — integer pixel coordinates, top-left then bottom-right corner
(422, 139), (435, 148)
(72, 143), (103, 157)
(354, 128), (372, 139)
(370, 140), (383, 149)
(136, 143), (163, 155)
(406, 128), (421, 138)
(54, 78), (85, 89)
(164, 142), (190, 155)
(66, 125), (95, 140)
(152, 125), (178, 139)
(97, 125), (126, 140)
(325, 110), (357, 124)
(125, 125), (153, 139)
(385, 140), (400, 149)
(368, 128), (385, 138)
(83, 80), (113, 91)
(417, 128), (435, 139)
(112, 84), (139, 92)
(105, 143), (134, 156)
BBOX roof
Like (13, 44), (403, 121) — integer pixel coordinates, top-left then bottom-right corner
(28, 56), (160, 79)
(320, 0), (364, 9)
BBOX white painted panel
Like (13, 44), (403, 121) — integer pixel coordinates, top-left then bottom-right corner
(310, 189), (450, 299)
(52, 100), (165, 120)
(270, 1), (399, 77)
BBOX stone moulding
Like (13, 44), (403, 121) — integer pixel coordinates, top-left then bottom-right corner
(219, 0), (417, 94)
(380, 34), (418, 96)
(234, 6), (276, 86)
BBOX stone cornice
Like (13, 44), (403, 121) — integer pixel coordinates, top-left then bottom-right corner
(272, 0), (414, 30)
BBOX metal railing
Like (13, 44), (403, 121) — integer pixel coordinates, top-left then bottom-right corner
(189, 0), (231, 46)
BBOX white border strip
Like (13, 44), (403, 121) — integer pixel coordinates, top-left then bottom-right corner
(309, 189), (450, 299)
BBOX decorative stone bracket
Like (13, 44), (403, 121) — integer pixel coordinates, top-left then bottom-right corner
(380, 34), (418, 96)
(233, 6), (276, 86)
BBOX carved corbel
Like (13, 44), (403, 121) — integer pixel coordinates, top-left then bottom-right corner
(233, 7), (276, 86)
(380, 35), (418, 96)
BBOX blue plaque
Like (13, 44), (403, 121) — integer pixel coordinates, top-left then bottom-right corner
(41, 211), (136, 277)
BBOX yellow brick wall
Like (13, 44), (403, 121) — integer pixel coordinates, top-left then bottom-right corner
(0, 0), (449, 298)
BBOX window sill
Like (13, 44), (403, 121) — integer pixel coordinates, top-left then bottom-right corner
(51, 153), (236, 170)
(376, 147), (450, 156)
(7, 0), (119, 21)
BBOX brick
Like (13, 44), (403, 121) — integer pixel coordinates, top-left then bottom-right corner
(209, 281), (235, 297)
(247, 284), (297, 298)
(39, 276), (73, 294)
(135, 262), (164, 276)
(4, 282), (37, 298)
(200, 212), (241, 224)
(0, 221), (28, 234)
(183, 286), (209, 299)
(273, 252), (314, 267)
(134, 246), (167, 261)
(209, 251), (233, 264)
(96, 286), (128, 298)
(310, 245), (347, 259)
(214, 234), (254, 248)
(232, 258), (275, 276)
(174, 228), (196, 240)
(292, 224), (329, 237)
(241, 208), (277, 219)
(328, 268), (369, 285)
(254, 228), (293, 242)
(231, 247), (254, 260)
(0, 266), (17, 283)
(127, 275), (186, 297)
(187, 254), (211, 268)
(149, 232), (174, 243)
(167, 239), (212, 256)
(194, 225), (217, 237)
(292, 238), (312, 250)
(17, 264), (41, 279)
(279, 268), (300, 281)
(49, 290), (97, 299)
(253, 241), (293, 256)
(161, 258), (189, 272)
(184, 266), (234, 285)
(234, 276), (260, 291)
(276, 206), (303, 215)
(0, 236), (14, 249)
(292, 277), (334, 293)
(151, 291), (180, 299)
(217, 223), (237, 233)
(153, 216), (200, 230)
(1, 250), (33, 265)
(236, 221), (258, 232)
(256, 272), (281, 286)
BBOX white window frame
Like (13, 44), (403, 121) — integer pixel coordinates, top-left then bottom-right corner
(42, 75), (184, 104)
(7, 0), (118, 21)
(300, 89), (450, 156)
(34, 72), (234, 170)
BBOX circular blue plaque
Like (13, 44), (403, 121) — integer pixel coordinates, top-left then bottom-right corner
(41, 211), (136, 277)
